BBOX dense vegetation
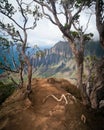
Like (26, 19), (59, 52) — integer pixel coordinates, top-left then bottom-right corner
(0, 82), (15, 105)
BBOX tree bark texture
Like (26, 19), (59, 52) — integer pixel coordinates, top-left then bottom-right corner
(19, 62), (24, 88)
(67, 39), (90, 106)
(75, 52), (90, 106)
(22, 29), (32, 91)
(96, 0), (104, 47)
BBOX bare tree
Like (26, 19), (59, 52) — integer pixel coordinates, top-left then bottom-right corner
(0, 0), (41, 92)
(33, 0), (93, 104)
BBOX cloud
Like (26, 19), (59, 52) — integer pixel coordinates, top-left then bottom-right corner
(28, 9), (99, 47)
(79, 10), (99, 40)
(0, 0), (99, 48)
(27, 18), (63, 47)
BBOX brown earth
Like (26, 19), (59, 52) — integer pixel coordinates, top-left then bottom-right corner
(0, 78), (104, 130)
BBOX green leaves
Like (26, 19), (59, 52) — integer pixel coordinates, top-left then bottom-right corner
(69, 31), (93, 41)
(0, 21), (19, 38)
(0, 0), (15, 17)
(0, 83), (15, 105)
(83, 33), (93, 41)
(74, 0), (94, 8)
(75, 0), (82, 8)
(0, 37), (10, 49)
(70, 31), (79, 38)
(33, 5), (43, 21)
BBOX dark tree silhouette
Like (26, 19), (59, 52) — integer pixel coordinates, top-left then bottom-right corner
(96, 0), (104, 47)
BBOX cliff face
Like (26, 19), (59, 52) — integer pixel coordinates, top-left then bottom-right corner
(31, 41), (72, 67)
(31, 40), (104, 78)
(31, 40), (104, 68)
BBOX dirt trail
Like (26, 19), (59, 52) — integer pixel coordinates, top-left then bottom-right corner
(0, 78), (104, 130)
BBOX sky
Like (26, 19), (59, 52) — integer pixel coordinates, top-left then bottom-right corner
(27, 19), (63, 47)
(27, 12), (99, 47)
(27, 14), (99, 47)
(0, 0), (99, 48)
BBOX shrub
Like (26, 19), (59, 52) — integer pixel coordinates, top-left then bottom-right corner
(0, 82), (15, 105)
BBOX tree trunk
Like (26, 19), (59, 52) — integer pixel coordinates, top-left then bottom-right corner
(21, 40), (32, 92)
(76, 56), (90, 105)
(26, 58), (32, 91)
(19, 62), (24, 88)
(23, 52), (32, 91)
(21, 30), (32, 92)
(67, 40), (84, 89)
(75, 55), (83, 89)
(96, 0), (104, 47)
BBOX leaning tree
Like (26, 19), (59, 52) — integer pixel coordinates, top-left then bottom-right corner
(34, 0), (93, 104)
(0, 0), (41, 92)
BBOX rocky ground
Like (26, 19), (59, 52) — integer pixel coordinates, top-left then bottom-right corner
(0, 78), (104, 130)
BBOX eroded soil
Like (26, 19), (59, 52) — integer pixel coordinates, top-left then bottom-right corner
(0, 78), (104, 130)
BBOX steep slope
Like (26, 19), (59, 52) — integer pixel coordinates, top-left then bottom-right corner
(31, 41), (75, 79)
(0, 78), (104, 130)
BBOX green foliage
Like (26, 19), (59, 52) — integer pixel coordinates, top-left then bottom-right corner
(70, 31), (79, 38)
(60, 0), (94, 8)
(0, 37), (10, 49)
(61, 0), (75, 5)
(69, 31), (93, 41)
(85, 55), (97, 79)
(73, 14), (80, 21)
(33, 5), (43, 19)
(0, 0), (15, 17)
(85, 55), (96, 68)
(75, 0), (94, 8)
(0, 82), (15, 105)
(83, 33), (93, 41)
(0, 0), (42, 40)
(63, 23), (69, 30)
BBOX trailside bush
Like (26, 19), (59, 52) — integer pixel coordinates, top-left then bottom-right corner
(0, 82), (15, 105)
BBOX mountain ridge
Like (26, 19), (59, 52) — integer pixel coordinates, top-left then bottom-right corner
(0, 40), (104, 75)
(31, 41), (104, 79)
(31, 41), (72, 68)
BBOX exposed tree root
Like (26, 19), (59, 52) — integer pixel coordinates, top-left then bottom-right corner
(43, 93), (77, 105)
(21, 89), (32, 99)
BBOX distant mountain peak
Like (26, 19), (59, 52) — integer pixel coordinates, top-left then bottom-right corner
(31, 41), (72, 67)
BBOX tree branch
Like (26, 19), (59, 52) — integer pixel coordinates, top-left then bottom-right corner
(34, 0), (53, 13)
(25, 19), (37, 30)
(0, 65), (19, 73)
(41, 5), (57, 25)
(69, 2), (85, 30)
(84, 13), (92, 33)
(16, 0), (27, 29)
